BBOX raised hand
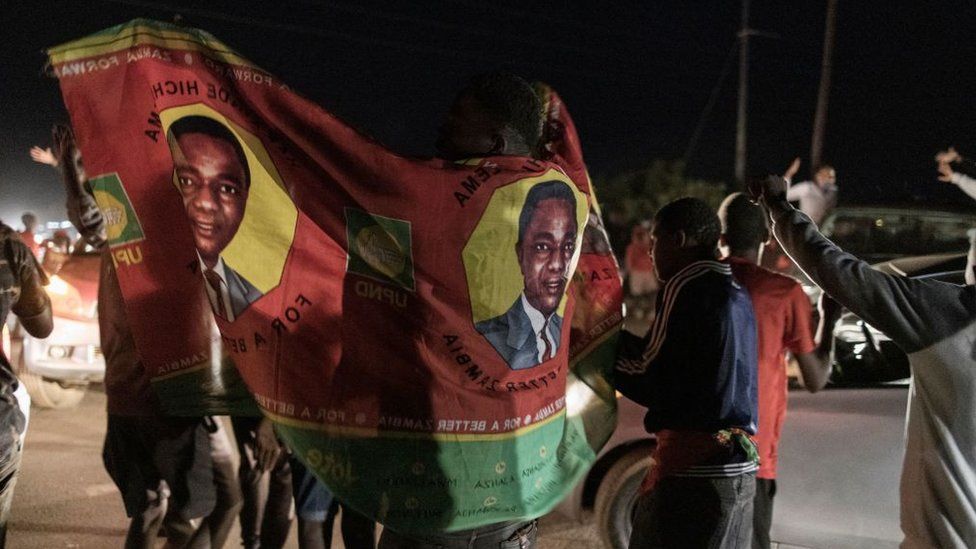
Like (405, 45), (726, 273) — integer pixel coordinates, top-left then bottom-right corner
(937, 161), (954, 183)
(783, 157), (801, 181)
(29, 146), (58, 167)
(935, 147), (961, 165)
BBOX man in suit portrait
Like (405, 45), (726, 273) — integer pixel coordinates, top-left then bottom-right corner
(476, 180), (578, 370)
(167, 115), (262, 321)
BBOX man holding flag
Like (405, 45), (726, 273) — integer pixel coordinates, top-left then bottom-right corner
(378, 70), (547, 549)
(47, 19), (622, 544)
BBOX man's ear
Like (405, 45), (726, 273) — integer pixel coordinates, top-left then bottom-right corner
(489, 133), (507, 156)
(676, 230), (688, 248)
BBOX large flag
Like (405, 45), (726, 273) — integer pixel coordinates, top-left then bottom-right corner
(49, 19), (623, 532)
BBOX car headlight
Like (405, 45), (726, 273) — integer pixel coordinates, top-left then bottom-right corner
(47, 346), (71, 359)
(834, 315), (891, 345)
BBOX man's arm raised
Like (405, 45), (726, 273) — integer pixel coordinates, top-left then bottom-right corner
(53, 125), (106, 249)
(751, 175), (976, 353)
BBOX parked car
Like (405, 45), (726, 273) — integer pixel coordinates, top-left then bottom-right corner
(556, 250), (968, 548)
(14, 244), (102, 408)
(820, 206), (976, 263)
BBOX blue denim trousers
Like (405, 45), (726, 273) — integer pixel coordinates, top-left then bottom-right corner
(630, 473), (755, 549)
(378, 520), (537, 549)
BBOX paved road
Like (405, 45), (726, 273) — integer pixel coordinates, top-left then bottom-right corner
(9, 387), (603, 548)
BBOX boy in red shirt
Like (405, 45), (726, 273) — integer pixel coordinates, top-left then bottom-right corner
(718, 192), (841, 549)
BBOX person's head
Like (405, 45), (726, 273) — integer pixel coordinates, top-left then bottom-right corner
(650, 197), (720, 282)
(437, 71), (543, 161)
(718, 192), (770, 262)
(167, 116), (251, 269)
(21, 213), (37, 232)
(52, 229), (71, 249)
(814, 164), (836, 188)
(516, 181), (578, 317)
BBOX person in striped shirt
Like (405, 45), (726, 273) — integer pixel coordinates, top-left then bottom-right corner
(615, 197), (759, 548)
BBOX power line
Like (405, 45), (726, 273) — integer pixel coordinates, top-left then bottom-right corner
(683, 40), (738, 167)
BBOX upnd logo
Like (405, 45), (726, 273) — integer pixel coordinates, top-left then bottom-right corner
(90, 173), (145, 247)
(345, 208), (415, 290)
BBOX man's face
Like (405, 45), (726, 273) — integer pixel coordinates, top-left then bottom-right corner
(436, 94), (497, 160)
(172, 132), (248, 268)
(650, 221), (682, 283)
(517, 198), (577, 317)
(815, 167), (836, 187)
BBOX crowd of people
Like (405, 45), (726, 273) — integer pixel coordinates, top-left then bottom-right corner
(0, 68), (975, 549)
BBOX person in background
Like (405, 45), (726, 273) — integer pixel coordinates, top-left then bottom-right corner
(39, 230), (71, 275)
(16, 214), (40, 259)
(290, 456), (375, 549)
(53, 125), (231, 549)
(784, 163), (837, 226)
(232, 416), (295, 549)
(935, 147), (976, 284)
(717, 192), (842, 549)
(615, 197), (759, 548)
(0, 221), (52, 548)
(625, 222), (656, 294)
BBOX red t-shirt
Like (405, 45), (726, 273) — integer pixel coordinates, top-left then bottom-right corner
(17, 231), (40, 258)
(625, 240), (654, 272)
(727, 257), (816, 479)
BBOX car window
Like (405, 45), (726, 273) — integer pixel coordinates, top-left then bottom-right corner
(822, 210), (973, 260)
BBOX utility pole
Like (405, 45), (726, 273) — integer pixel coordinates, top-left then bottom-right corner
(735, 0), (751, 187)
(810, 0), (838, 171)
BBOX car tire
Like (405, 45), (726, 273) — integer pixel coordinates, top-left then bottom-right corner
(9, 337), (87, 410)
(18, 372), (87, 409)
(594, 445), (655, 549)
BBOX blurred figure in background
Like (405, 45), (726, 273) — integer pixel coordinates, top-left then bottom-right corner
(624, 222), (657, 297)
(935, 147), (976, 285)
(16, 214), (40, 259)
(39, 230), (71, 275)
(786, 163), (838, 226)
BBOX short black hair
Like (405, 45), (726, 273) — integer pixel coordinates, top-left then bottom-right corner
(654, 197), (720, 250)
(167, 115), (251, 188)
(518, 180), (577, 244)
(718, 192), (768, 252)
(461, 71), (543, 152)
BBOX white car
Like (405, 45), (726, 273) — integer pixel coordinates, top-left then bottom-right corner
(15, 246), (103, 408)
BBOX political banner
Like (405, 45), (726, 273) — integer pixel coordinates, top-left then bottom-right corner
(49, 19), (623, 532)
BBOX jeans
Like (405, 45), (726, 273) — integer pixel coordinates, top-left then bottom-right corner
(751, 478), (775, 549)
(290, 455), (376, 549)
(378, 520), (537, 549)
(630, 474), (755, 549)
(0, 423), (23, 549)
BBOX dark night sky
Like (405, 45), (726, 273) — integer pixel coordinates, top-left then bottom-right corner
(3, 1), (976, 226)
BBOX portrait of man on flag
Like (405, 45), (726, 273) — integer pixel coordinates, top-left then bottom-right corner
(166, 115), (262, 322)
(475, 180), (578, 370)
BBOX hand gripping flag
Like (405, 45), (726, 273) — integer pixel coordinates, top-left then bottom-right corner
(49, 19), (623, 532)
